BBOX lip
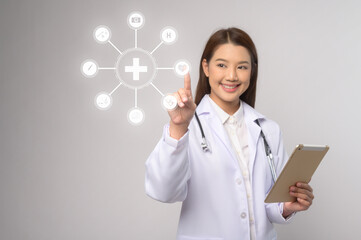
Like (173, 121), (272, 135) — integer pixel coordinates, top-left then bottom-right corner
(220, 83), (240, 92)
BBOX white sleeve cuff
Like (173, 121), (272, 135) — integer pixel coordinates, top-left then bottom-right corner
(279, 202), (296, 222)
(163, 124), (189, 149)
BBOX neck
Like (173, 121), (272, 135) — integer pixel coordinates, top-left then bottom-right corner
(209, 95), (240, 115)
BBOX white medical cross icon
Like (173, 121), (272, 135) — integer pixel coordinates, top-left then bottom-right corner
(81, 12), (190, 125)
(124, 58), (148, 81)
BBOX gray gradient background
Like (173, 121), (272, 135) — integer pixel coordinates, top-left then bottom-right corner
(1, 0), (360, 239)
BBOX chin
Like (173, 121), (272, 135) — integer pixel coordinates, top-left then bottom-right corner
(222, 95), (241, 104)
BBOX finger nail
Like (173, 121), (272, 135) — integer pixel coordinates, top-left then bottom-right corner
(183, 97), (187, 102)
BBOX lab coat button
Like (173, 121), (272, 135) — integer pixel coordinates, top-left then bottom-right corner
(236, 178), (242, 185)
(241, 212), (247, 219)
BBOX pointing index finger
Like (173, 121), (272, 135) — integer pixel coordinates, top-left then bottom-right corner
(184, 72), (192, 92)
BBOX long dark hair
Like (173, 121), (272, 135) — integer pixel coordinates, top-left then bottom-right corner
(194, 28), (258, 108)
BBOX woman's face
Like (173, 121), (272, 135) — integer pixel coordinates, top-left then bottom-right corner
(202, 43), (252, 114)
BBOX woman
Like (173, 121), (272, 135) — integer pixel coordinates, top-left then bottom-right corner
(145, 28), (314, 240)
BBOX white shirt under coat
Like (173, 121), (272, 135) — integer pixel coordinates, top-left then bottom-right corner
(209, 98), (256, 240)
(145, 95), (293, 240)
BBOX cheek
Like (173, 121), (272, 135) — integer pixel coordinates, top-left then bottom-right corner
(209, 65), (224, 76)
(239, 77), (251, 93)
(244, 80), (251, 91)
(244, 79), (251, 88)
(208, 70), (222, 86)
(208, 77), (218, 90)
(240, 72), (251, 86)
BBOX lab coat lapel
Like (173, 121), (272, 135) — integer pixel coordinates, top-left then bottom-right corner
(197, 96), (239, 167)
(208, 116), (239, 164)
(243, 103), (264, 183)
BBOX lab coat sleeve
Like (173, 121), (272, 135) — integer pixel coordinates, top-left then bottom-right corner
(265, 124), (296, 224)
(145, 124), (191, 203)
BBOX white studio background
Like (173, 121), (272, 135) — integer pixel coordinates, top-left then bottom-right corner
(235, 1), (361, 239)
(0, 0), (360, 239)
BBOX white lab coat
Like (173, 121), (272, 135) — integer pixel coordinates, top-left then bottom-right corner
(145, 95), (292, 240)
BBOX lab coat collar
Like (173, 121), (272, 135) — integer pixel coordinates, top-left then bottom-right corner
(196, 94), (265, 123)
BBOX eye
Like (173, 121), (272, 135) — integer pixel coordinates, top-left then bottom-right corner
(238, 65), (248, 70)
(217, 63), (226, 68)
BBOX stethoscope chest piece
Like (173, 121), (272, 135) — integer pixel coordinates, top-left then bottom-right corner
(201, 136), (212, 153)
(195, 112), (212, 153)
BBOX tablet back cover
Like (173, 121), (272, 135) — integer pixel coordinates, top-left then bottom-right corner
(264, 144), (329, 203)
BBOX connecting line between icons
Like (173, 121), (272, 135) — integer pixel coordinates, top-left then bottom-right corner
(109, 82), (123, 96)
(108, 40), (123, 55)
(156, 67), (174, 70)
(150, 41), (164, 55)
(82, 15), (188, 125)
(99, 67), (116, 70)
(150, 82), (165, 97)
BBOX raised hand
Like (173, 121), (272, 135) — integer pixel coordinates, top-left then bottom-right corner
(168, 73), (197, 139)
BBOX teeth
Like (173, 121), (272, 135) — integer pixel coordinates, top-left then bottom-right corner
(222, 84), (237, 89)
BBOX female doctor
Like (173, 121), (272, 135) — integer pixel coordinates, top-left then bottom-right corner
(145, 28), (314, 240)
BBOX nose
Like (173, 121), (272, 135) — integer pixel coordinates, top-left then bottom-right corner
(226, 67), (238, 81)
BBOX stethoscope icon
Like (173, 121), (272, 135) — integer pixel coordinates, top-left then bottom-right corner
(194, 112), (278, 183)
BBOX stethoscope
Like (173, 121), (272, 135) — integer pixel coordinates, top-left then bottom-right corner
(194, 112), (278, 183)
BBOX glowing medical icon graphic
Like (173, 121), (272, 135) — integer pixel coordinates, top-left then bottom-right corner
(174, 59), (191, 77)
(127, 107), (145, 125)
(80, 11), (190, 125)
(116, 48), (157, 89)
(161, 27), (178, 44)
(95, 92), (112, 110)
(162, 94), (178, 111)
(93, 25), (111, 44)
(81, 59), (99, 78)
(127, 12), (145, 30)
(125, 58), (148, 81)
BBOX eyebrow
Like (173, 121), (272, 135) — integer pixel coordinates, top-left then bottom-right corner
(215, 58), (250, 64)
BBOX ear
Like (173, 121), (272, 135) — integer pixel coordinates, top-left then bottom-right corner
(202, 59), (209, 77)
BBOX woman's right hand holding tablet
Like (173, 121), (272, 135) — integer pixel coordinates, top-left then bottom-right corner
(168, 73), (197, 140)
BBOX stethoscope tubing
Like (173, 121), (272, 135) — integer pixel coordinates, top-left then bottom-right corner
(195, 112), (277, 183)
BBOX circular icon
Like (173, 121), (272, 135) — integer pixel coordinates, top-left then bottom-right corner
(115, 48), (157, 89)
(81, 59), (99, 78)
(93, 25), (111, 44)
(162, 94), (178, 111)
(127, 12), (145, 30)
(160, 26), (178, 45)
(174, 59), (191, 77)
(127, 107), (145, 125)
(94, 92), (112, 110)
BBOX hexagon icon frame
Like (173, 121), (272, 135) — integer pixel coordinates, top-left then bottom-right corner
(80, 11), (190, 126)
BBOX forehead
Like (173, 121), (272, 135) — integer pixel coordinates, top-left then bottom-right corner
(211, 43), (251, 62)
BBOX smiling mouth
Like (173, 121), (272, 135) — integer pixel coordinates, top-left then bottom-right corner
(221, 83), (241, 92)
(222, 84), (240, 89)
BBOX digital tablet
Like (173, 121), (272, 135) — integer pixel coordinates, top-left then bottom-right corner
(264, 144), (329, 203)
